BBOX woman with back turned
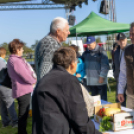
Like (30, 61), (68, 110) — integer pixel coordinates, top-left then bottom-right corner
(32, 47), (108, 134)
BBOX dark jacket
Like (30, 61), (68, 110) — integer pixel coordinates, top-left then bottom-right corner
(81, 45), (109, 86)
(113, 45), (128, 81)
(32, 65), (101, 134)
(112, 46), (120, 80)
(125, 44), (134, 95)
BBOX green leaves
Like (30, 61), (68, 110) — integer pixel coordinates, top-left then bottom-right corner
(99, 116), (112, 132)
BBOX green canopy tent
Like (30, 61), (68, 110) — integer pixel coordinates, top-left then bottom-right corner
(69, 12), (130, 37)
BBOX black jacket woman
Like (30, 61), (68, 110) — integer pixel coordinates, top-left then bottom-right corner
(32, 47), (103, 134)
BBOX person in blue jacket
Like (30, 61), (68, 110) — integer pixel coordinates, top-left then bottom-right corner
(69, 45), (85, 82)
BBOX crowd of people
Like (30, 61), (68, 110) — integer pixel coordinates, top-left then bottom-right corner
(0, 16), (134, 134)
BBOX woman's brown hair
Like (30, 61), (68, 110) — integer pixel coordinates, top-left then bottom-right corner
(8, 39), (24, 54)
(52, 47), (76, 69)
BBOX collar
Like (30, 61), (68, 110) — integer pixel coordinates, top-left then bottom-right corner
(49, 34), (62, 46)
(53, 64), (69, 74)
(87, 44), (100, 52)
(120, 44), (129, 51)
(10, 54), (22, 58)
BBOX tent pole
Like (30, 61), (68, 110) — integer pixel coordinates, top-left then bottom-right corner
(76, 33), (78, 46)
(107, 34), (109, 51)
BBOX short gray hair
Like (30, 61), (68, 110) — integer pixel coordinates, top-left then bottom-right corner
(50, 17), (68, 34)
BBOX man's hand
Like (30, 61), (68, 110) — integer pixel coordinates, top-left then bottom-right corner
(103, 133), (109, 134)
(99, 77), (104, 84)
(118, 94), (124, 103)
(76, 73), (81, 78)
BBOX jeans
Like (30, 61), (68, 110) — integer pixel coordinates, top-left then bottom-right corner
(0, 85), (18, 126)
(17, 93), (31, 134)
(87, 84), (107, 101)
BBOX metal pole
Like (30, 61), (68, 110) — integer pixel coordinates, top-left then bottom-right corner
(107, 34), (109, 51)
(76, 33), (78, 46)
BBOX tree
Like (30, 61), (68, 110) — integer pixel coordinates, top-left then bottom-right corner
(95, 37), (102, 43)
(0, 42), (33, 54)
(62, 42), (69, 47)
(0, 42), (10, 54)
(106, 35), (113, 40)
(125, 32), (129, 39)
(23, 45), (34, 53)
(31, 40), (39, 50)
(82, 37), (87, 44)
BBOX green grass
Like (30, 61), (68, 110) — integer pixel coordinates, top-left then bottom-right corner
(107, 78), (116, 103)
(0, 78), (116, 134)
(0, 117), (32, 134)
(0, 100), (32, 134)
(107, 51), (112, 60)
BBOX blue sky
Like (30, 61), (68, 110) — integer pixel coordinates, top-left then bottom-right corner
(0, 0), (133, 47)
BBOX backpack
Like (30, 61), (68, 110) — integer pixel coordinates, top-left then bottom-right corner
(0, 68), (12, 89)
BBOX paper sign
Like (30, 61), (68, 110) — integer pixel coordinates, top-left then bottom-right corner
(70, 40), (84, 54)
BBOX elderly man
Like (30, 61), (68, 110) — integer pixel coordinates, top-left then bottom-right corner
(113, 33), (128, 107)
(35, 17), (70, 82)
(82, 36), (109, 101)
(118, 22), (134, 109)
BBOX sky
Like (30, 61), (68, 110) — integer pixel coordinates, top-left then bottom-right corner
(0, 0), (133, 47)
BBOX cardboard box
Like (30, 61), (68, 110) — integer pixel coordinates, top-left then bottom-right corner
(94, 103), (134, 131)
(93, 95), (101, 107)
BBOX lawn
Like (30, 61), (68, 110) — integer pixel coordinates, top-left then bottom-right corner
(107, 51), (112, 60)
(0, 78), (116, 134)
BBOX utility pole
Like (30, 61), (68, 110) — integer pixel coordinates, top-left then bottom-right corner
(107, 0), (116, 50)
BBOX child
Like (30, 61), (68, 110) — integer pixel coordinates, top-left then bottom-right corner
(0, 47), (18, 127)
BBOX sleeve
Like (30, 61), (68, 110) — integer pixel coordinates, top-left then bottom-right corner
(38, 40), (59, 80)
(62, 77), (101, 134)
(80, 61), (86, 79)
(13, 60), (36, 84)
(118, 52), (126, 94)
(76, 59), (85, 79)
(100, 50), (110, 78)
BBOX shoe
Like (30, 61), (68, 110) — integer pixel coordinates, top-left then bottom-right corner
(12, 123), (18, 128)
(2, 121), (12, 128)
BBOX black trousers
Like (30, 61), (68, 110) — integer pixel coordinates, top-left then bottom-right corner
(17, 93), (31, 134)
(88, 84), (107, 101)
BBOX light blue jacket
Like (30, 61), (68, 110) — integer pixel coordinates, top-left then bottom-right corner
(74, 58), (85, 82)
